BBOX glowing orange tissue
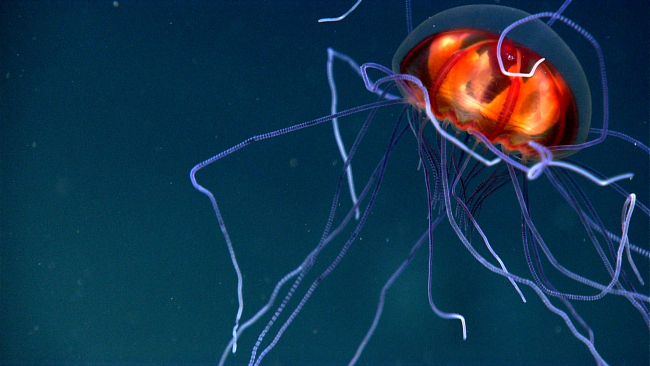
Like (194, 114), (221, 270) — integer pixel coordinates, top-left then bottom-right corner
(398, 29), (579, 157)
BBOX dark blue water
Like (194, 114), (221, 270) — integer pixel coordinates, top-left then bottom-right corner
(1, 1), (648, 365)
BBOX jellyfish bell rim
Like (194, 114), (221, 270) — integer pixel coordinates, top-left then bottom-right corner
(392, 4), (592, 159)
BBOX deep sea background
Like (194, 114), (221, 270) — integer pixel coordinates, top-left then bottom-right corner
(1, 1), (648, 365)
